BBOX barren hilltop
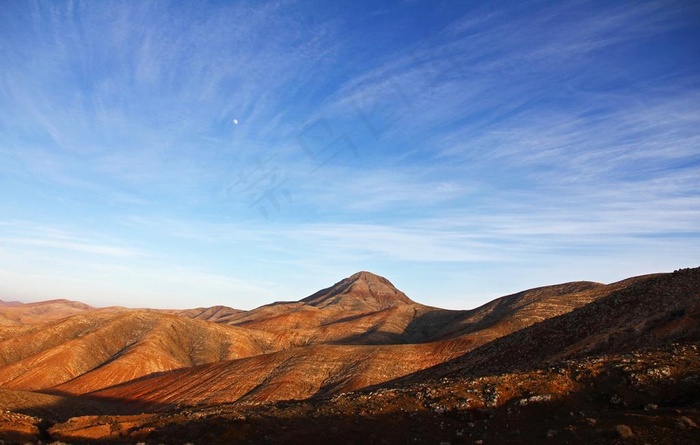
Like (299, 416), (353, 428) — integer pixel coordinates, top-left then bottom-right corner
(0, 268), (698, 444)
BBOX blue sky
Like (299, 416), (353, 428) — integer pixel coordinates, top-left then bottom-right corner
(1, 0), (698, 310)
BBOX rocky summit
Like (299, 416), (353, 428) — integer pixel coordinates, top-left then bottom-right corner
(0, 268), (698, 444)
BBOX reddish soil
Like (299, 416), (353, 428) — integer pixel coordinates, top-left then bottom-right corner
(0, 268), (698, 444)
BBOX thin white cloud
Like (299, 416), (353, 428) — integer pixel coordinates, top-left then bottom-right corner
(0, 1), (697, 310)
(0, 222), (143, 257)
(0, 238), (138, 258)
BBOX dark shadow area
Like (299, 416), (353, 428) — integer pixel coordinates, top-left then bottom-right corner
(2, 392), (162, 421)
(0, 390), (177, 444)
(329, 327), (407, 345)
(399, 281), (607, 344)
(3, 339), (699, 444)
(321, 309), (386, 327)
(34, 354), (700, 445)
(400, 308), (474, 342)
(382, 269), (700, 385)
(0, 429), (45, 445)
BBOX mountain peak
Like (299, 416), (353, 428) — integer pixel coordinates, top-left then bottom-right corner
(302, 271), (414, 310)
(347, 270), (387, 282)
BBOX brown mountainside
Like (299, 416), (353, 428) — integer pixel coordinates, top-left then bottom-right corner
(395, 268), (700, 384)
(0, 271), (649, 400)
(173, 305), (244, 324)
(73, 273), (663, 409)
(0, 299), (94, 325)
(302, 271), (414, 310)
(0, 310), (276, 394)
(0, 268), (698, 444)
(90, 342), (462, 409)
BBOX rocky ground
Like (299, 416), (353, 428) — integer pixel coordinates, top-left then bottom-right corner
(1, 268), (698, 444)
(0, 342), (691, 444)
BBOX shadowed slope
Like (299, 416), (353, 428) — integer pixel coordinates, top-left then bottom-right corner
(49, 344), (700, 445)
(396, 268), (700, 383)
(401, 279), (631, 344)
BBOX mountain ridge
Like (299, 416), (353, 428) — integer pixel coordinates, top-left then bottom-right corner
(1, 268), (698, 444)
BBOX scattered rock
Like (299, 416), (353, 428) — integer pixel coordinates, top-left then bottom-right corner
(483, 386), (500, 408)
(615, 424), (634, 438)
(644, 403), (658, 411)
(518, 394), (552, 406)
(646, 367), (672, 379)
(432, 404), (446, 414)
(677, 416), (697, 429)
(609, 394), (624, 406)
(546, 429), (558, 438)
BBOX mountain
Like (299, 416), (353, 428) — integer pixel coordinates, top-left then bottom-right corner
(0, 268), (698, 444)
(0, 271), (654, 399)
(0, 299), (93, 325)
(80, 273), (664, 410)
(301, 271), (414, 310)
(202, 272), (614, 348)
(204, 271), (429, 347)
(0, 310), (276, 395)
(173, 305), (245, 323)
(408, 267), (700, 379)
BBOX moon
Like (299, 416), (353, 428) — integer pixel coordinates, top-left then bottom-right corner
(232, 119), (239, 125)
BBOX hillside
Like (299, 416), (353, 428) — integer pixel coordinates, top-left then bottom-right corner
(0, 299), (94, 325)
(0, 310), (276, 394)
(0, 268), (698, 444)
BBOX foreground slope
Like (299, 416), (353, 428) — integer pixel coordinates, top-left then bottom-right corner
(49, 344), (700, 445)
(90, 342), (461, 408)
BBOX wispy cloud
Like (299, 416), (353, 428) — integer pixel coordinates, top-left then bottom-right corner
(310, 0), (698, 152)
(0, 1), (697, 309)
(0, 222), (142, 257)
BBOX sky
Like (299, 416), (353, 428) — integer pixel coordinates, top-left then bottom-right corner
(0, 0), (699, 310)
